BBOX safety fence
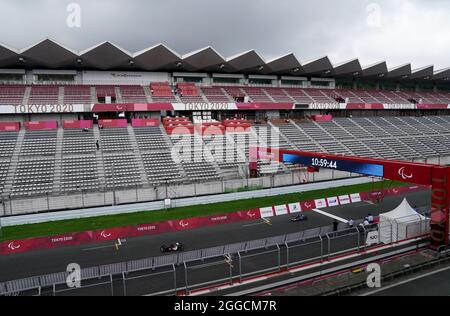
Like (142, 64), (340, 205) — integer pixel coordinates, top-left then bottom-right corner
(321, 250), (450, 296)
(0, 216), (431, 296)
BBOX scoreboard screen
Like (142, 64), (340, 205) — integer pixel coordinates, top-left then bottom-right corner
(283, 153), (384, 177)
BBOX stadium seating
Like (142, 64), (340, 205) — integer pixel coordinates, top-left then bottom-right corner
(29, 85), (59, 104)
(62, 156), (100, 192)
(1, 114), (450, 198)
(0, 132), (19, 158)
(263, 88), (294, 103)
(1, 83), (450, 106)
(222, 86), (246, 100)
(0, 132), (17, 195)
(63, 85), (92, 104)
(176, 83), (204, 103)
(201, 87), (231, 103)
(171, 133), (222, 182)
(283, 88), (316, 104)
(0, 85), (25, 105)
(242, 87), (272, 102)
(119, 85), (148, 103)
(150, 82), (177, 102)
(96, 85), (116, 103)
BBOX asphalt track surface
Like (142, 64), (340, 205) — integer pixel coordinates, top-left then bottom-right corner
(0, 190), (431, 295)
(364, 266), (450, 296)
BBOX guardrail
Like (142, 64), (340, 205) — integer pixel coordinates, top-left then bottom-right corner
(0, 216), (430, 296)
(321, 251), (450, 296)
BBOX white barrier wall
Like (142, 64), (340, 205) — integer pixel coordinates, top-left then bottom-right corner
(0, 169), (351, 216)
(0, 170), (359, 216)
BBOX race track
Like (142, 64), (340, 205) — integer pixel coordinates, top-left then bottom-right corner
(0, 190), (431, 295)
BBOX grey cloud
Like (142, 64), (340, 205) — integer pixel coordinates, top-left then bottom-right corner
(0, 0), (449, 69)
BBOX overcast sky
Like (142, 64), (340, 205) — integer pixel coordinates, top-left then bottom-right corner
(0, 0), (449, 70)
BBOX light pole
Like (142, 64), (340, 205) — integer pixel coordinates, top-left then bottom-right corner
(165, 179), (169, 200)
(112, 162), (116, 206)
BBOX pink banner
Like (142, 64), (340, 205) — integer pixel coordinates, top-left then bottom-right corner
(311, 115), (333, 122)
(0, 122), (20, 131)
(24, 121), (58, 131)
(63, 120), (93, 129)
(92, 103), (174, 112)
(0, 209), (261, 255)
(131, 118), (160, 127)
(359, 184), (428, 202)
(346, 103), (385, 110)
(98, 119), (127, 128)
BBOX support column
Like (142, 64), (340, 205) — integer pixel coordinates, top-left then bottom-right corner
(430, 166), (450, 249)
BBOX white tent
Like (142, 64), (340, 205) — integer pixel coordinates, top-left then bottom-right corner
(379, 199), (427, 244)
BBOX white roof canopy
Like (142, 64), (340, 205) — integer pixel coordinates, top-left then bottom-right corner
(380, 199), (424, 222)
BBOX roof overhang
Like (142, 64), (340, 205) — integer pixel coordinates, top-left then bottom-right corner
(133, 44), (181, 71)
(0, 40), (446, 85)
(225, 50), (266, 73)
(361, 61), (388, 78)
(333, 58), (363, 77)
(387, 63), (411, 79)
(79, 41), (133, 70)
(302, 56), (333, 76)
(410, 65), (434, 80)
(433, 68), (450, 82)
(20, 39), (79, 69)
(265, 53), (305, 75)
(182, 47), (226, 72)
(0, 43), (20, 68)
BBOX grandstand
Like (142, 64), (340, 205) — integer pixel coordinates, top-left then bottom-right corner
(1, 83), (450, 106)
(1, 41), (450, 216)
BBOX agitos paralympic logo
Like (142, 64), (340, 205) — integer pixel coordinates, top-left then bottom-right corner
(8, 242), (21, 251)
(398, 166), (413, 180)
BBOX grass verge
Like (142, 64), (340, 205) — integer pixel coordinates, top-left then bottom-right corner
(0, 180), (407, 242)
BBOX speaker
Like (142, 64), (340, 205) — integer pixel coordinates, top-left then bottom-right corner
(250, 169), (258, 178)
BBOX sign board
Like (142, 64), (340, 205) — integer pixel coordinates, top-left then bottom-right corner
(315, 198), (327, 208)
(274, 205), (289, 216)
(366, 230), (380, 246)
(338, 195), (351, 205)
(260, 207), (275, 218)
(350, 193), (362, 203)
(288, 203), (302, 213)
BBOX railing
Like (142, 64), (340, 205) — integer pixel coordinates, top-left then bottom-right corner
(0, 216), (430, 296)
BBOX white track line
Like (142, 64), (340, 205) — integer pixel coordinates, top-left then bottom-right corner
(82, 245), (115, 251)
(352, 201), (376, 208)
(242, 222), (266, 228)
(312, 209), (348, 223)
